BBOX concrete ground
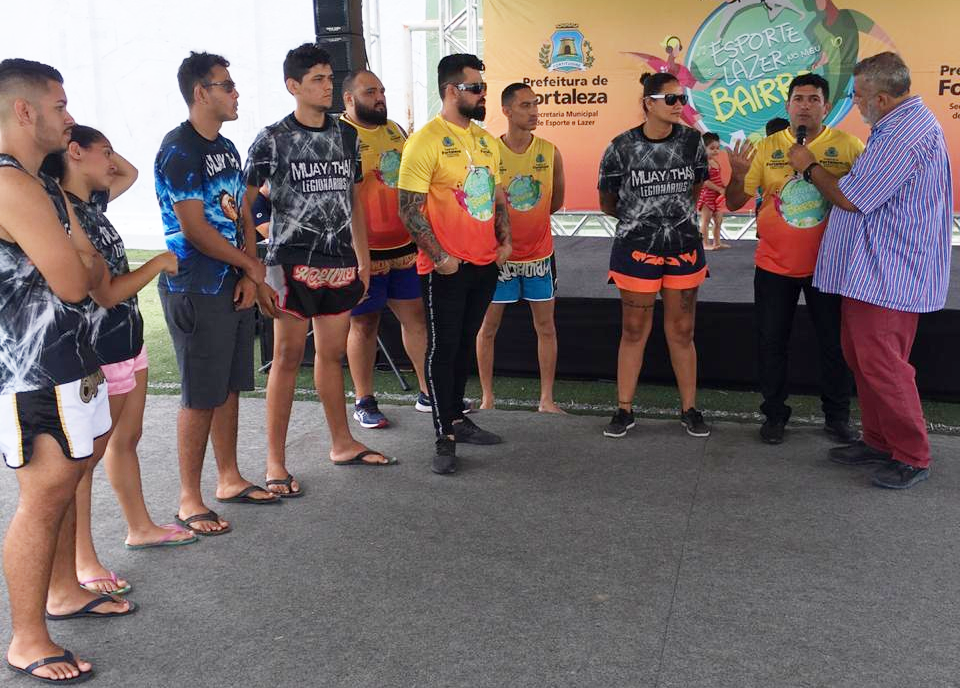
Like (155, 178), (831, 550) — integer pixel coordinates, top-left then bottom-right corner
(0, 396), (957, 687)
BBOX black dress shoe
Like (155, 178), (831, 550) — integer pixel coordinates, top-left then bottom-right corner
(824, 419), (860, 444)
(431, 438), (457, 475)
(828, 440), (892, 466)
(872, 461), (930, 489)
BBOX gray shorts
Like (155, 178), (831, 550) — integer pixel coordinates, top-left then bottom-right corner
(159, 283), (255, 410)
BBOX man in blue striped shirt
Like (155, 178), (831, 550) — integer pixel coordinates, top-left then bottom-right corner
(788, 52), (952, 490)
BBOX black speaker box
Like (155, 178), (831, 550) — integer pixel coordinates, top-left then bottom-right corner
(314, 0), (363, 36)
(315, 34), (368, 113)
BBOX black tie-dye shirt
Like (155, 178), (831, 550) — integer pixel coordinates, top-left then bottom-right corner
(0, 155), (99, 394)
(245, 113), (362, 267)
(67, 191), (144, 365)
(598, 124), (708, 254)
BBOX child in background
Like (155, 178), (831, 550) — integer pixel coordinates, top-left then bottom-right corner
(697, 132), (729, 250)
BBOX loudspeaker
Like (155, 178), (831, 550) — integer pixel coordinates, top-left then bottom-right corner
(316, 34), (368, 113)
(314, 0), (363, 36)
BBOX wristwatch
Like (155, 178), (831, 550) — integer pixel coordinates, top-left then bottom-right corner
(802, 162), (821, 183)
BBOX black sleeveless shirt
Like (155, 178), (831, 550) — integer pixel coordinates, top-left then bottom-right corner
(0, 154), (100, 394)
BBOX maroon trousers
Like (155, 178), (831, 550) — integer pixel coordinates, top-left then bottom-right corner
(840, 297), (930, 468)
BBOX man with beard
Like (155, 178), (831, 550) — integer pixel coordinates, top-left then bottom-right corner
(340, 70), (430, 429)
(476, 82), (566, 414)
(726, 73), (863, 446)
(0, 58), (131, 683)
(788, 52), (952, 490)
(244, 44), (392, 499)
(398, 53), (511, 475)
(156, 52), (273, 537)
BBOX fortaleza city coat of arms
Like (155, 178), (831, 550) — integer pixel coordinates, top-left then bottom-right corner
(539, 23), (595, 72)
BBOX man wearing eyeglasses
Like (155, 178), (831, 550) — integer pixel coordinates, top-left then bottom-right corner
(155, 51), (274, 537)
(725, 72), (863, 447)
(398, 53), (511, 475)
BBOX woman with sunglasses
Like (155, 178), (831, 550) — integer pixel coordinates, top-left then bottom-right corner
(597, 72), (711, 439)
(41, 125), (195, 597)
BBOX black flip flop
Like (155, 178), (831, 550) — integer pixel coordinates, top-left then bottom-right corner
(46, 596), (138, 621)
(215, 485), (281, 505)
(7, 649), (92, 684)
(175, 510), (233, 536)
(266, 474), (304, 498)
(333, 450), (398, 467)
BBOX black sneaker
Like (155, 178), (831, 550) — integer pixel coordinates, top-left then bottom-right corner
(872, 460), (930, 489)
(452, 417), (502, 445)
(823, 419), (860, 444)
(603, 408), (635, 438)
(828, 440), (893, 466)
(680, 408), (711, 437)
(760, 418), (785, 444)
(431, 437), (457, 475)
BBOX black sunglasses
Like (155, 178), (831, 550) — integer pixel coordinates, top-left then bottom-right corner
(647, 93), (688, 106)
(203, 80), (236, 94)
(454, 82), (487, 95)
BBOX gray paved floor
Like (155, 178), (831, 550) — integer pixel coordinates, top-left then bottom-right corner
(0, 397), (957, 687)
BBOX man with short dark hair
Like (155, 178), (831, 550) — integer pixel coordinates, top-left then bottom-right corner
(398, 53), (511, 474)
(245, 44), (391, 495)
(788, 52), (953, 489)
(156, 51), (275, 536)
(340, 69), (431, 429)
(726, 73), (863, 445)
(476, 82), (565, 413)
(0, 58), (132, 683)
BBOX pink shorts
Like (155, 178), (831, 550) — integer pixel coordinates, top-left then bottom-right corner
(100, 346), (149, 396)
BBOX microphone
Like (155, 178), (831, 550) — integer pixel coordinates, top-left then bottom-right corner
(796, 125), (807, 146)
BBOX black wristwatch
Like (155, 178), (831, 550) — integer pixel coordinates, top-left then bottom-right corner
(802, 162), (821, 183)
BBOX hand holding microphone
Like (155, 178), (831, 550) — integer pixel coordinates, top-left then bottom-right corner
(796, 125), (807, 146)
(788, 125), (816, 174)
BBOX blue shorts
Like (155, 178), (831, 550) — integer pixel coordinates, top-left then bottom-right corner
(492, 254), (557, 303)
(352, 265), (421, 315)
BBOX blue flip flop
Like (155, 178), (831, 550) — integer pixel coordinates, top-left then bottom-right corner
(46, 595), (137, 621)
(6, 649), (92, 684)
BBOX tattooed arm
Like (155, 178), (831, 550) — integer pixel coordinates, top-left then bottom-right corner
(399, 189), (458, 274)
(494, 186), (512, 266)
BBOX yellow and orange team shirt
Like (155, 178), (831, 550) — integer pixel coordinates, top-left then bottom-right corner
(340, 116), (410, 251)
(744, 126), (864, 278)
(497, 135), (555, 262)
(398, 115), (502, 274)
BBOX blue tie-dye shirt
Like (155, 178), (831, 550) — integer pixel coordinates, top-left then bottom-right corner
(154, 121), (244, 294)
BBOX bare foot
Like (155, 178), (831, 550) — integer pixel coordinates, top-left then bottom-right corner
(265, 470), (301, 496)
(7, 643), (91, 682)
(716, 242), (731, 250)
(215, 480), (277, 503)
(46, 588), (133, 618)
(330, 442), (391, 465)
(538, 401), (568, 414)
(479, 398), (495, 410)
(76, 565), (128, 594)
(704, 243), (716, 251)
(124, 523), (196, 548)
(177, 503), (230, 534)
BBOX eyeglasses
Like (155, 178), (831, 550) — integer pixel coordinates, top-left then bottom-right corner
(203, 80), (236, 94)
(647, 93), (688, 106)
(454, 82), (487, 95)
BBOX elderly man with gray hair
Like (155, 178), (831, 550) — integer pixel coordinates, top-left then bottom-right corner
(787, 52), (952, 490)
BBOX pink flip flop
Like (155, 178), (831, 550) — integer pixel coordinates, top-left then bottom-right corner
(78, 570), (131, 596)
(124, 524), (199, 550)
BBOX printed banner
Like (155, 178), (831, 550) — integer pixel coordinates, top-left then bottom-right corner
(484, 0), (960, 211)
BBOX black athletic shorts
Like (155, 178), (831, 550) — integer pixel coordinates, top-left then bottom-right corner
(266, 263), (365, 319)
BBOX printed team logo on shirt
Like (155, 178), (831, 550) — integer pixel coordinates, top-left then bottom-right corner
(506, 174), (542, 212)
(453, 166), (495, 221)
(375, 150), (401, 188)
(825, 147), (839, 158)
(771, 149), (785, 160)
(775, 178), (828, 229)
(533, 153), (550, 171)
(442, 137), (454, 147)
